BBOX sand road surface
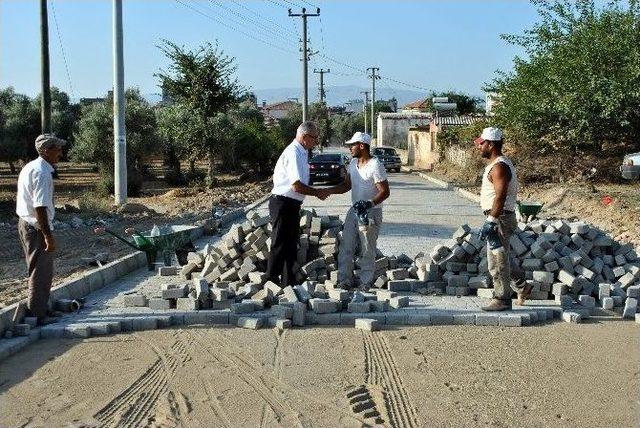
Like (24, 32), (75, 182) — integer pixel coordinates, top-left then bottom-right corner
(1, 321), (639, 428)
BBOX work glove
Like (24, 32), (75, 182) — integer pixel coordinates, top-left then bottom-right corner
(353, 200), (374, 226)
(480, 218), (503, 251)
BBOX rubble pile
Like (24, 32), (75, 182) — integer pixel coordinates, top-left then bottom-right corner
(427, 219), (640, 318)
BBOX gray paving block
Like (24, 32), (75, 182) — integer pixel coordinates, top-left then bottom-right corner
(498, 314), (522, 327)
(40, 325), (65, 339)
(132, 317), (158, 331)
(123, 294), (148, 307)
(601, 297), (614, 310)
(314, 313), (341, 325)
(355, 318), (380, 331)
(148, 298), (171, 310)
(452, 313), (475, 325)
(177, 297), (199, 311)
(370, 300), (389, 312)
(65, 324), (91, 338)
(237, 316), (264, 329)
(475, 313), (500, 326)
(385, 312), (409, 325)
(389, 296), (409, 309)
(562, 311), (582, 323)
(90, 322), (111, 336)
(292, 302), (306, 326)
(430, 312), (454, 325)
(348, 302), (371, 313)
(407, 313), (432, 325)
(309, 298), (339, 314)
(623, 298), (638, 319)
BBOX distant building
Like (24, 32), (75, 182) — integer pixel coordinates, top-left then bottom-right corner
(376, 112), (432, 149)
(401, 98), (430, 113)
(485, 92), (500, 115)
(260, 100), (299, 120)
(344, 99), (365, 114)
(407, 115), (485, 169)
(79, 90), (112, 107)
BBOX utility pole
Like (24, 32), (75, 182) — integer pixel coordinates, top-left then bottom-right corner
(313, 68), (330, 103)
(40, 0), (51, 133)
(288, 7), (320, 122)
(360, 91), (369, 134)
(113, 0), (127, 205)
(367, 67), (380, 140)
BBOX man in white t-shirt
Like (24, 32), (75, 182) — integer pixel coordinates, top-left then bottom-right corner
(325, 132), (390, 289)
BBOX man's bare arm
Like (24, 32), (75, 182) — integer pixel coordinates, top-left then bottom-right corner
(371, 180), (390, 206)
(292, 181), (328, 199)
(324, 174), (352, 195)
(488, 163), (510, 218)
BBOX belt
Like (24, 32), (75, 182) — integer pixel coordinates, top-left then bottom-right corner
(271, 194), (302, 205)
(483, 210), (514, 216)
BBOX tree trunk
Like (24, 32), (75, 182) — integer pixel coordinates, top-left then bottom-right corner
(8, 162), (16, 174)
(189, 158), (196, 175)
(207, 151), (217, 187)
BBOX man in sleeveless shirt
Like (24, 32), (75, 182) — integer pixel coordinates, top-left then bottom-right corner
(325, 132), (390, 289)
(475, 127), (530, 311)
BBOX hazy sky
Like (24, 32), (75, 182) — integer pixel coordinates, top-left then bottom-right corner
(1, 0), (541, 101)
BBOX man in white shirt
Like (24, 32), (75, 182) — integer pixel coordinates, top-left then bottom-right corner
(15, 134), (66, 324)
(266, 121), (329, 286)
(325, 132), (390, 289)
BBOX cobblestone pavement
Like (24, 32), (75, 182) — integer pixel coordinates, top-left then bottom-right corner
(258, 171), (485, 257)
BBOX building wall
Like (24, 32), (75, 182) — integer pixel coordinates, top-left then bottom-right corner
(376, 113), (432, 149)
(408, 128), (438, 170)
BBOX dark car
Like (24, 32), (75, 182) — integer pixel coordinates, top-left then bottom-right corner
(309, 153), (349, 184)
(373, 147), (402, 172)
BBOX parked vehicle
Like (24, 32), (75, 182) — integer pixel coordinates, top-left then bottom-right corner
(621, 152), (640, 180)
(309, 153), (349, 184)
(373, 147), (402, 172)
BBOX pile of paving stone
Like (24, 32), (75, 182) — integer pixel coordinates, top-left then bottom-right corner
(123, 209), (422, 329)
(121, 210), (640, 329)
(427, 219), (640, 319)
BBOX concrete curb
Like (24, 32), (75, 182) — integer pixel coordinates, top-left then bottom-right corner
(0, 305), (570, 357)
(0, 192), (271, 346)
(412, 171), (481, 203)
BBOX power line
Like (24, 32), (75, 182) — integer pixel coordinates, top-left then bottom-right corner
(173, 0), (297, 55)
(208, 0), (297, 42)
(50, 0), (74, 98)
(228, 0), (298, 37)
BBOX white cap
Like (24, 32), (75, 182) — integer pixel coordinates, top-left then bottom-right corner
(474, 127), (503, 145)
(344, 131), (371, 146)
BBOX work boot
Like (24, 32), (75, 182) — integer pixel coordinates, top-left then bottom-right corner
(515, 282), (533, 306)
(481, 298), (512, 312)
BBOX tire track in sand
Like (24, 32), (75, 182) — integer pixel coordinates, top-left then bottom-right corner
(362, 332), (420, 428)
(93, 334), (180, 428)
(186, 329), (304, 427)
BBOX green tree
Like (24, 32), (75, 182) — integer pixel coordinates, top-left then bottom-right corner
(331, 113), (365, 145)
(71, 89), (157, 195)
(0, 88), (39, 172)
(156, 40), (244, 186)
(490, 0), (640, 154)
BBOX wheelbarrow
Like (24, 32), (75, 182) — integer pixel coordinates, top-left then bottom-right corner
(516, 201), (544, 223)
(95, 225), (199, 270)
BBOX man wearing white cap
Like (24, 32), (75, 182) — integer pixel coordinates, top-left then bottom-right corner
(325, 132), (390, 289)
(475, 127), (529, 311)
(15, 134), (66, 324)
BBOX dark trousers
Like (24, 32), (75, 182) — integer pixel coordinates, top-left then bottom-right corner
(266, 195), (301, 287)
(18, 219), (54, 319)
